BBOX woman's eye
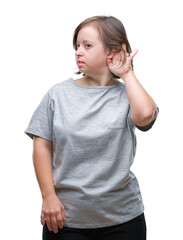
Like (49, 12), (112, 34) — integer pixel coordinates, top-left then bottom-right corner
(76, 44), (91, 50)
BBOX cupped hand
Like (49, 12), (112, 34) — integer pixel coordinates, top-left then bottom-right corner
(41, 194), (67, 233)
(107, 43), (138, 78)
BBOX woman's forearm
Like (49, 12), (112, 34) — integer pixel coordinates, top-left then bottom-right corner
(121, 70), (158, 126)
(33, 136), (56, 199)
(32, 136), (67, 232)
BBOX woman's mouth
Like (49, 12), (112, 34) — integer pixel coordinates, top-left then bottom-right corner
(77, 61), (85, 66)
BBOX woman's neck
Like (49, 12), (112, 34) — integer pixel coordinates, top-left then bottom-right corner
(84, 74), (115, 86)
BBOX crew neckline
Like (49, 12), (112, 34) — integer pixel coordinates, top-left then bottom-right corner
(70, 78), (123, 89)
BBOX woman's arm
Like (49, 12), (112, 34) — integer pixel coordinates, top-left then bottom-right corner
(107, 44), (159, 127)
(121, 70), (159, 127)
(33, 136), (66, 233)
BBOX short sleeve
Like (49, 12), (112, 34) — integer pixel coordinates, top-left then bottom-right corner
(128, 106), (159, 132)
(24, 90), (54, 141)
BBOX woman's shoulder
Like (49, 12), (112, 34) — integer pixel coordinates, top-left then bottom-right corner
(48, 78), (72, 95)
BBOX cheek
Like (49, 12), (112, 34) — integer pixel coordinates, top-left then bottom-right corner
(91, 51), (107, 65)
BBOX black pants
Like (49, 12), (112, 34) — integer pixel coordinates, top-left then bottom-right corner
(43, 213), (146, 240)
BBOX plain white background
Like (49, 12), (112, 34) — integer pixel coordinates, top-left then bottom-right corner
(0, 0), (182, 239)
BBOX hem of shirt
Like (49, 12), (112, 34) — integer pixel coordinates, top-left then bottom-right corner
(63, 209), (145, 229)
(24, 127), (52, 141)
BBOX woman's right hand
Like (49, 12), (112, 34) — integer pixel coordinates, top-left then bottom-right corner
(41, 194), (67, 233)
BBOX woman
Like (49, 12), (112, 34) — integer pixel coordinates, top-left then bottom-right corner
(25, 15), (159, 240)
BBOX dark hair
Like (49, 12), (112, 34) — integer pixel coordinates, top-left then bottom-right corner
(73, 15), (133, 79)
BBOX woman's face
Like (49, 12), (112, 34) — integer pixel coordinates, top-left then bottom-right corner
(75, 25), (111, 76)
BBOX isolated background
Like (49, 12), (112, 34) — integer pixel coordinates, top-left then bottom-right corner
(0, 0), (182, 239)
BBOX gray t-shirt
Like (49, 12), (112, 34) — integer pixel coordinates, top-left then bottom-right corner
(24, 77), (159, 228)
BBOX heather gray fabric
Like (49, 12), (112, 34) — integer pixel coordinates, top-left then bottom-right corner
(24, 77), (159, 228)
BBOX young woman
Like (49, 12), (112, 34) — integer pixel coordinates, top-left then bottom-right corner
(25, 15), (159, 240)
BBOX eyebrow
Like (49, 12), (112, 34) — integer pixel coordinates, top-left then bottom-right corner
(76, 40), (94, 44)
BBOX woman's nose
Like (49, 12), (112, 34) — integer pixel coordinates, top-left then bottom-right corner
(75, 46), (83, 56)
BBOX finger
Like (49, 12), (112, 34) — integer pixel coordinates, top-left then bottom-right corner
(41, 212), (45, 226)
(116, 51), (122, 62)
(56, 212), (64, 229)
(45, 215), (53, 232)
(121, 49), (126, 65)
(126, 57), (133, 66)
(122, 44), (129, 58)
(117, 46), (126, 64)
(117, 54), (124, 69)
(50, 215), (59, 233)
(61, 205), (67, 221)
(122, 43), (138, 60)
(122, 43), (127, 53)
(130, 49), (138, 59)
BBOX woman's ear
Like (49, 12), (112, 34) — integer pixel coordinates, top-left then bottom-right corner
(106, 49), (116, 60)
(106, 53), (115, 60)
